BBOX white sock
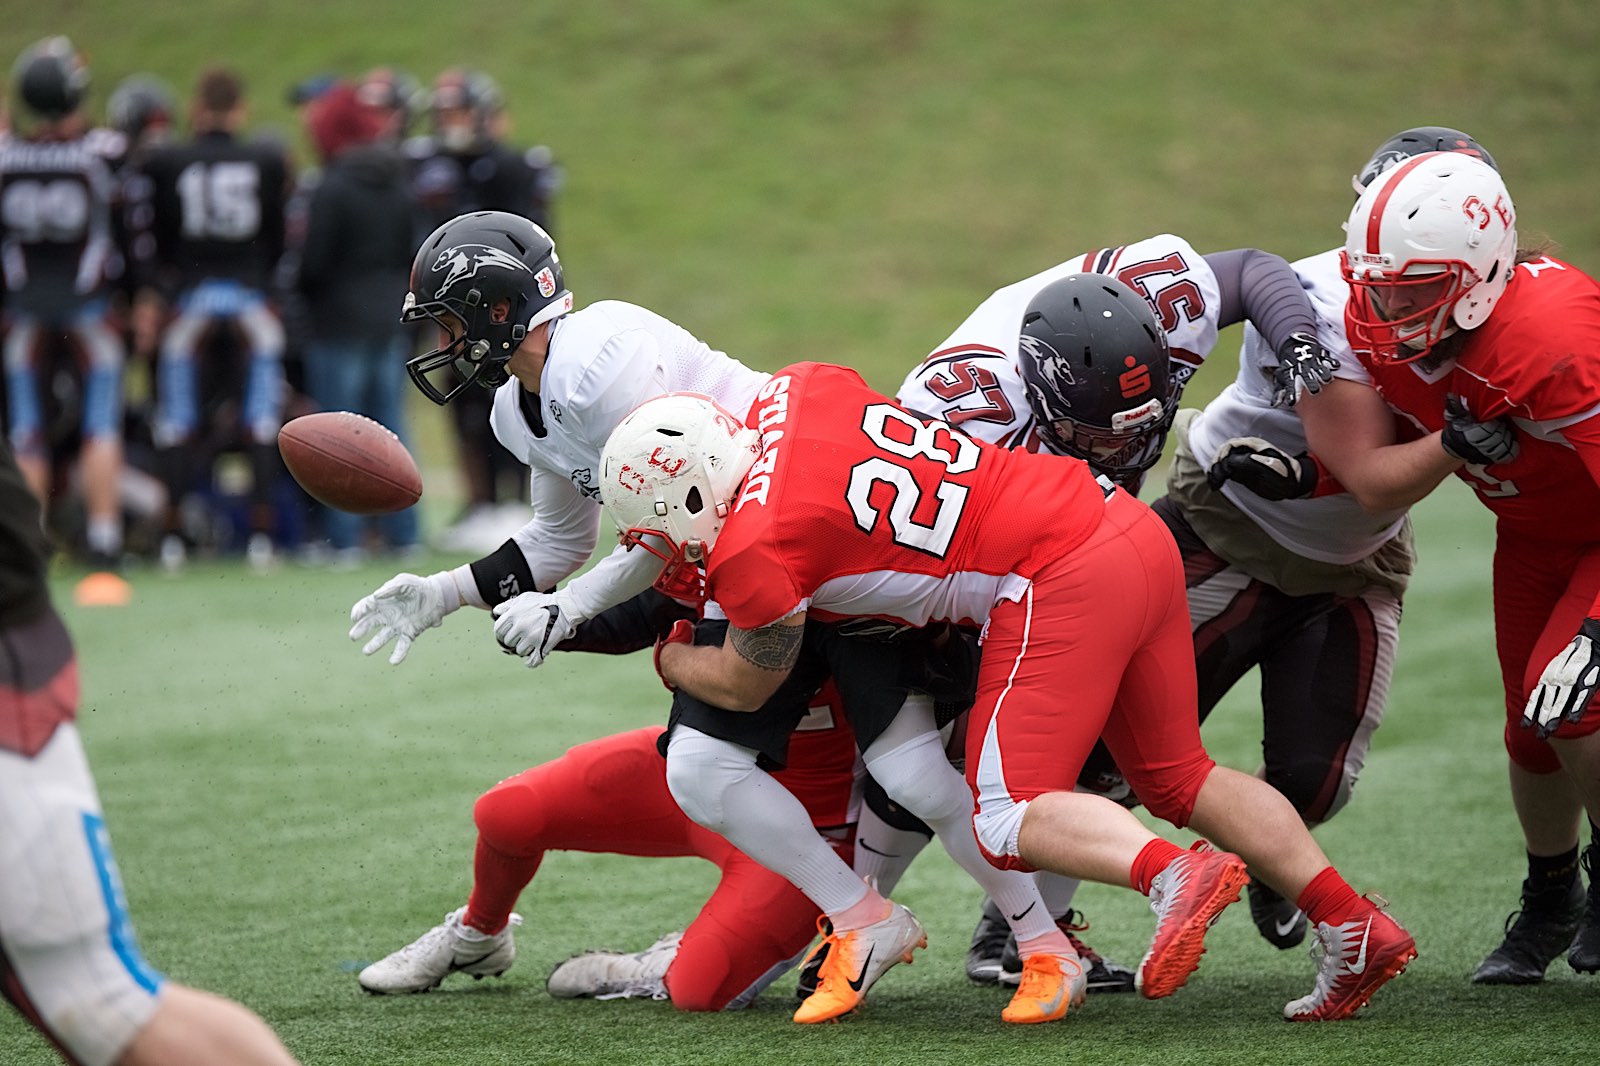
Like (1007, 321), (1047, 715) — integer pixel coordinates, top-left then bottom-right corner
(852, 802), (933, 895)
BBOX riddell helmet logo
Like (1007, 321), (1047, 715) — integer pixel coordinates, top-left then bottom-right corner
(432, 244), (532, 299)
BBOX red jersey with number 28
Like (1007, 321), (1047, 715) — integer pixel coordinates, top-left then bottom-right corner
(706, 362), (1109, 631)
(1349, 256), (1600, 543)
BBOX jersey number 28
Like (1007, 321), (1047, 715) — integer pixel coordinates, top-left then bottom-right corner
(847, 404), (979, 558)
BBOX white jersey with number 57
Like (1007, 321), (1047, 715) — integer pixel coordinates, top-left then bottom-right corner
(896, 234), (1221, 451)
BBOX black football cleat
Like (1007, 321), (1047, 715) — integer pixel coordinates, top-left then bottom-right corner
(966, 899), (1017, 986)
(1247, 879), (1308, 950)
(1569, 845), (1600, 974)
(795, 920), (830, 1000)
(1472, 878), (1585, 984)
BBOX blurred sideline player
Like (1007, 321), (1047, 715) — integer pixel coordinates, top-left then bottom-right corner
(350, 212), (1079, 1025)
(1257, 151), (1600, 985)
(0, 38), (129, 606)
(1180, 127), (1496, 948)
(0, 433), (299, 1065)
(888, 233), (1335, 979)
(406, 69), (563, 553)
(140, 67), (290, 572)
(617, 350), (1415, 1021)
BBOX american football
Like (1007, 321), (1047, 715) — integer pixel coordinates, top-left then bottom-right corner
(277, 412), (422, 515)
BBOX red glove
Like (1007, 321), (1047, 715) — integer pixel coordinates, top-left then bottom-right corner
(654, 618), (695, 691)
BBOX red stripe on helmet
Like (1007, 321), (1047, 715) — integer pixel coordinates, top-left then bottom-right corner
(1366, 152), (1441, 254)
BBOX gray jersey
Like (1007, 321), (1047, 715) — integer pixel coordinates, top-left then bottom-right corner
(1183, 248), (1405, 564)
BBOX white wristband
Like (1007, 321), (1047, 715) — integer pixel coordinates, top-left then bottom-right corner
(427, 566), (483, 613)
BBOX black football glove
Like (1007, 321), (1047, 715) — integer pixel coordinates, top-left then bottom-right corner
(1206, 437), (1318, 501)
(1271, 331), (1339, 408)
(1523, 617), (1600, 738)
(1441, 393), (1519, 466)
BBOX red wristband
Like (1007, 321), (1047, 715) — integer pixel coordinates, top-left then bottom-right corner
(653, 618), (695, 691)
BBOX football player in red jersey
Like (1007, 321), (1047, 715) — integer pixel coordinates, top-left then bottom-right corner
(1273, 152), (1600, 983)
(605, 339), (1417, 1021)
(358, 698), (864, 1012)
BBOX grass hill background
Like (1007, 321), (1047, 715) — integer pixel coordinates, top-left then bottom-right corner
(2, 3), (1597, 1064)
(4, 2), (1595, 397)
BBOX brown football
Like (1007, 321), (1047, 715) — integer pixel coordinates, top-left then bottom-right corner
(277, 412), (422, 515)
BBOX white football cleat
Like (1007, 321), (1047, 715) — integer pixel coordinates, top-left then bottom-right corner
(358, 907), (522, 994)
(546, 931), (683, 1001)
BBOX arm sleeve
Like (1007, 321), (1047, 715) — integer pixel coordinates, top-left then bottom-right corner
(558, 588), (696, 655)
(1204, 248), (1318, 353)
(512, 465), (602, 591)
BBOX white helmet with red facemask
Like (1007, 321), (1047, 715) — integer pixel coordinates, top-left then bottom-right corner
(599, 393), (762, 603)
(1342, 152), (1517, 363)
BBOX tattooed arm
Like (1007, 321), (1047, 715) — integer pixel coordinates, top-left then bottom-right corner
(656, 611), (808, 712)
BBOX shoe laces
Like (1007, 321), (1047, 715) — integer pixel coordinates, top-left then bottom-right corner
(1056, 911), (1105, 966)
(1303, 898), (1388, 995)
(1015, 953), (1082, 997)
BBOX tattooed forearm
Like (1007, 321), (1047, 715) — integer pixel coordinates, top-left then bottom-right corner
(730, 622), (803, 671)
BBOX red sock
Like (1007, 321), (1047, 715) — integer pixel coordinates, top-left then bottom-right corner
(1130, 838), (1186, 895)
(463, 838), (542, 935)
(1295, 866), (1366, 926)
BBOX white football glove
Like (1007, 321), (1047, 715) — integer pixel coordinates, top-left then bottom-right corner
(492, 587), (580, 668)
(1523, 618), (1600, 739)
(349, 571), (465, 665)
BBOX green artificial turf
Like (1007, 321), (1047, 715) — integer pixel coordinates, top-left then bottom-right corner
(2, 2), (1596, 1061)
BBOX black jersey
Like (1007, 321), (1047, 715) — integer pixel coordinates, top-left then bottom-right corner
(0, 436), (49, 627)
(405, 136), (556, 233)
(0, 132), (118, 316)
(142, 130), (288, 293)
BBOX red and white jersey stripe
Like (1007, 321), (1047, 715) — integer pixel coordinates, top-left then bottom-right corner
(895, 233), (1221, 452)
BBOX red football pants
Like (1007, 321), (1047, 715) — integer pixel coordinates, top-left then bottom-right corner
(1493, 528), (1600, 772)
(466, 727), (836, 1011)
(968, 493), (1215, 866)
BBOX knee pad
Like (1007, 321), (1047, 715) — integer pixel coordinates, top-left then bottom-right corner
(863, 729), (968, 826)
(473, 780), (548, 855)
(664, 727), (759, 834)
(862, 773), (935, 836)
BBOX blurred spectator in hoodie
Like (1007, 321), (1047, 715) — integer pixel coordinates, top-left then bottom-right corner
(294, 81), (420, 564)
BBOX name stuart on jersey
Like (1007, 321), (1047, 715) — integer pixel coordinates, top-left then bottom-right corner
(737, 374), (792, 511)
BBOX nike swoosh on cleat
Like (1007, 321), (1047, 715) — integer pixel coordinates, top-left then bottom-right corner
(1010, 902), (1037, 922)
(1346, 917), (1374, 975)
(1035, 976), (1069, 1018)
(1275, 911), (1305, 938)
(847, 946), (876, 992)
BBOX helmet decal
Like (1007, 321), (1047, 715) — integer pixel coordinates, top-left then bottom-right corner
(535, 266), (557, 298)
(1016, 273), (1175, 480)
(431, 243), (534, 299)
(1017, 334), (1077, 404)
